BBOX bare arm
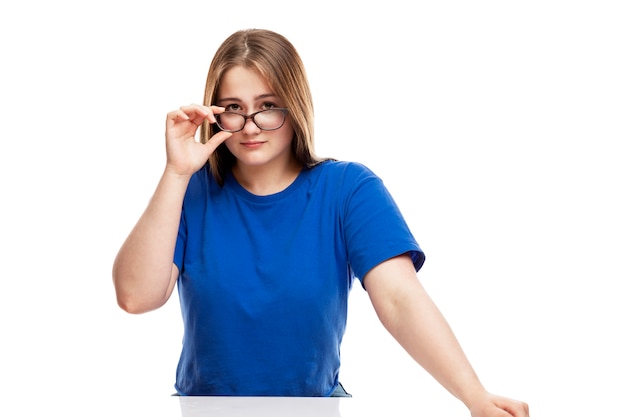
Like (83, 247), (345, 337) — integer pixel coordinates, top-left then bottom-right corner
(112, 104), (231, 314)
(112, 171), (189, 313)
(363, 254), (529, 417)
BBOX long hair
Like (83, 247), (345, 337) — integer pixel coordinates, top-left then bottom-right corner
(201, 29), (327, 185)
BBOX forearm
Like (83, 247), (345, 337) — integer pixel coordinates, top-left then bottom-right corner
(112, 169), (191, 313)
(365, 256), (488, 409)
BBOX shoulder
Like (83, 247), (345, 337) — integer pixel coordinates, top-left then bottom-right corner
(303, 160), (387, 205)
(184, 165), (218, 201)
(311, 160), (380, 183)
(187, 166), (207, 187)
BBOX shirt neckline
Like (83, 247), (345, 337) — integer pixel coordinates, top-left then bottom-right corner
(224, 166), (313, 203)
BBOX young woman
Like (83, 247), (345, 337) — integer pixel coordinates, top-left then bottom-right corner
(112, 29), (529, 416)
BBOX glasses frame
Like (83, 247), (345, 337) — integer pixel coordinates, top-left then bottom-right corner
(215, 108), (289, 133)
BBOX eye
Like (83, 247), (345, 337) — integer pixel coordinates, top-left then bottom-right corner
(224, 103), (242, 112)
(261, 101), (278, 110)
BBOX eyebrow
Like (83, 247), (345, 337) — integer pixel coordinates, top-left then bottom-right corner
(216, 93), (278, 104)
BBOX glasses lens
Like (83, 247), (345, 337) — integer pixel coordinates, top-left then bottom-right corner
(216, 113), (245, 132)
(253, 109), (286, 130)
(215, 109), (287, 132)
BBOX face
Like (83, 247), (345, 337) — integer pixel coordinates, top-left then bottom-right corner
(216, 66), (295, 171)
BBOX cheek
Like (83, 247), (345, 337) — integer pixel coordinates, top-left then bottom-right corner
(279, 120), (296, 143)
(276, 132), (296, 152)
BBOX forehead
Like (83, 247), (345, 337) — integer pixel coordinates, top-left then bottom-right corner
(218, 66), (274, 99)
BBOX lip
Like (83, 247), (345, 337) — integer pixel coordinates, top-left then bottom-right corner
(240, 141), (265, 148)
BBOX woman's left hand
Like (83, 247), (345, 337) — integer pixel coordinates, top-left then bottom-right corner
(469, 393), (529, 417)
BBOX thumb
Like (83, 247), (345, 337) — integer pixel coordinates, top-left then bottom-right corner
(203, 130), (233, 154)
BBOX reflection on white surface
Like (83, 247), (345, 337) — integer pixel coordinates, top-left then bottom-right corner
(179, 397), (341, 417)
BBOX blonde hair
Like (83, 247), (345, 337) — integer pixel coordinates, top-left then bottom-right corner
(201, 29), (327, 185)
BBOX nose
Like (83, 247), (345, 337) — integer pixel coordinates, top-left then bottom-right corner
(242, 116), (261, 134)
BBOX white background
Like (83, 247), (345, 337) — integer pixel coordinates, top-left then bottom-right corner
(1, 1), (624, 416)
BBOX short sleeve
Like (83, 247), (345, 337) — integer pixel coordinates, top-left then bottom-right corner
(341, 163), (425, 283)
(174, 211), (186, 273)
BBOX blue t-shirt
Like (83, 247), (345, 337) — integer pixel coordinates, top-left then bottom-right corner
(173, 160), (424, 396)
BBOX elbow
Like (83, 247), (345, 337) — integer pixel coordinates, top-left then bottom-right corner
(112, 261), (173, 314)
(116, 296), (152, 315)
(114, 285), (169, 315)
(116, 291), (167, 314)
(112, 271), (139, 314)
(113, 273), (163, 315)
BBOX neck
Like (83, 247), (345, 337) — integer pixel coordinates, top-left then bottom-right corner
(232, 159), (303, 196)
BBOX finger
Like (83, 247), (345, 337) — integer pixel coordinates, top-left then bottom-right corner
(166, 109), (190, 124)
(179, 104), (226, 125)
(174, 104), (209, 126)
(494, 398), (530, 417)
(203, 130), (232, 152)
(199, 105), (226, 124)
(165, 110), (196, 136)
(178, 103), (208, 115)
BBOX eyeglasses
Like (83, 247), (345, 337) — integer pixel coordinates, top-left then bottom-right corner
(215, 108), (289, 133)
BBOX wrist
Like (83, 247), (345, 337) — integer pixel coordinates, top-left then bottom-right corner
(163, 165), (194, 182)
(457, 383), (490, 411)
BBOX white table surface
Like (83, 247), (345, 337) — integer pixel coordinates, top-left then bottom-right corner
(179, 396), (343, 417)
(43, 394), (445, 417)
(174, 396), (426, 417)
